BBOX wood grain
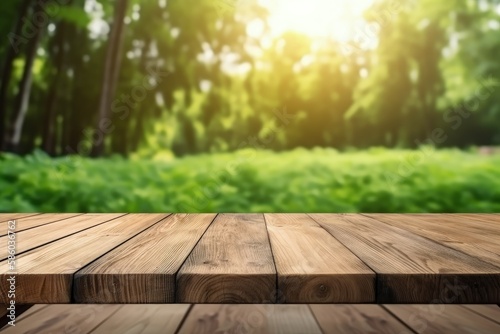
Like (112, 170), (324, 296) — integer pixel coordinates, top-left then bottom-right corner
(410, 213), (500, 223)
(386, 304), (500, 333)
(74, 214), (215, 303)
(92, 304), (190, 333)
(265, 214), (375, 303)
(310, 214), (500, 303)
(4, 304), (500, 333)
(0, 304), (47, 330)
(0, 213), (40, 223)
(459, 214), (500, 224)
(0, 213), (83, 236)
(178, 304), (322, 334)
(310, 304), (410, 334)
(365, 214), (500, 267)
(0, 304), (33, 329)
(0, 213), (124, 260)
(177, 214), (276, 303)
(1, 213), (500, 305)
(393, 213), (500, 234)
(0, 304), (120, 333)
(462, 304), (500, 325)
(0, 214), (168, 303)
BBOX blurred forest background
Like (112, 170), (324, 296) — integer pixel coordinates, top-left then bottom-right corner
(0, 0), (499, 213)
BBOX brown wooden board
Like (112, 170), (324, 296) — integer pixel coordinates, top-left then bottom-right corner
(386, 304), (500, 333)
(310, 214), (500, 303)
(394, 213), (500, 234)
(0, 304), (47, 330)
(462, 304), (500, 325)
(3, 304), (500, 333)
(0, 214), (168, 303)
(265, 214), (375, 303)
(92, 304), (190, 333)
(0, 304), (120, 333)
(0, 213), (40, 223)
(0, 213), (125, 260)
(177, 214), (276, 303)
(365, 214), (500, 267)
(0, 213), (83, 236)
(178, 304), (322, 334)
(74, 214), (216, 303)
(310, 304), (411, 334)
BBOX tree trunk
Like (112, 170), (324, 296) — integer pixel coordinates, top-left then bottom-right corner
(42, 21), (68, 155)
(129, 38), (151, 154)
(7, 1), (46, 153)
(90, 0), (128, 157)
(0, 0), (33, 150)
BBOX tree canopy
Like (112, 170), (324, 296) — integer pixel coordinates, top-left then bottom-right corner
(0, 0), (499, 157)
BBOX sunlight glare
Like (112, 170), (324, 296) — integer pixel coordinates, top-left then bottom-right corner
(262, 0), (375, 41)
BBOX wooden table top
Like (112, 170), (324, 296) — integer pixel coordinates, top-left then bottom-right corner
(3, 304), (500, 333)
(1, 213), (499, 304)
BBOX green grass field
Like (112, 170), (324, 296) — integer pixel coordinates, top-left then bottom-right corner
(1, 148), (499, 213)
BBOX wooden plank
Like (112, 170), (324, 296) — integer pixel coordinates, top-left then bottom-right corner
(462, 305), (500, 325)
(0, 305), (37, 329)
(310, 214), (500, 303)
(0, 305), (120, 333)
(265, 214), (375, 303)
(419, 213), (500, 223)
(393, 214), (500, 235)
(0, 213), (125, 260)
(366, 214), (500, 267)
(0, 213), (40, 223)
(178, 304), (322, 334)
(0, 305), (47, 329)
(0, 214), (169, 303)
(459, 214), (500, 224)
(92, 305), (190, 333)
(385, 304), (500, 333)
(0, 213), (83, 236)
(177, 214), (276, 303)
(310, 304), (410, 334)
(3, 304), (499, 333)
(74, 214), (216, 303)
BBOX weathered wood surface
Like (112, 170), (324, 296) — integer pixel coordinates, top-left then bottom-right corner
(0, 214), (124, 260)
(74, 214), (215, 303)
(0, 213), (498, 304)
(310, 304), (411, 333)
(91, 305), (190, 334)
(310, 214), (500, 303)
(177, 214), (276, 303)
(265, 214), (375, 303)
(385, 304), (500, 333)
(364, 214), (500, 267)
(0, 213), (40, 223)
(3, 304), (500, 333)
(0, 214), (169, 303)
(0, 213), (82, 236)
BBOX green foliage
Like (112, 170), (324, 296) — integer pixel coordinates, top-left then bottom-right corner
(56, 6), (92, 28)
(1, 149), (499, 213)
(2, 0), (500, 157)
